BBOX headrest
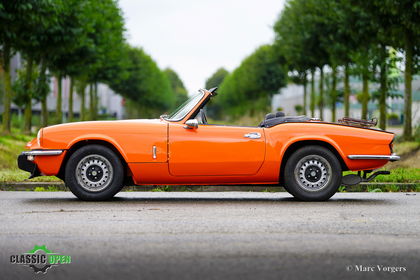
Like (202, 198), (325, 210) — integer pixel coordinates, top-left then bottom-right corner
(275, 111), (285, 117)
(265, 113), (276, 120)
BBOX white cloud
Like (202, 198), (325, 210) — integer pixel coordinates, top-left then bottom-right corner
(119, 0), (285, 93)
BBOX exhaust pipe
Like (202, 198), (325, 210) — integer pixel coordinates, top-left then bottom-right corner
(342, 170), (390, 186)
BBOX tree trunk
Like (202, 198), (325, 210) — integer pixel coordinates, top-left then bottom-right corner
(23, 58), (34, 134)
(319, 66), (324, 120)
(331, 66), (337, 122)
(379, 45), (387, 130)
(94, 83), (98, 120)
(361, 70), (369, 120)
(89, 84), (94, 120)
(39, 60), (48, 127)
(1, 44), (12, 134)
(41, 98), (48, 127)
(80, 83), (86, 121)
(403, 30), (413, 140)
(56, 75), (62, 124)
(310, 69), (315, 117)
(344, 64), (350, 117)
(0, 60), (3, 108)
(303, 75), (307, 115)
(68, 78), (74, 122)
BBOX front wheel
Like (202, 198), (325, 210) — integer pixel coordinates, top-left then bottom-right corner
(284, 145), (342, 201)
(65, 145), (124, 201)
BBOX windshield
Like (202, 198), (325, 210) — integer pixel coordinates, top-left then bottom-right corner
(165, 91), (205, 121)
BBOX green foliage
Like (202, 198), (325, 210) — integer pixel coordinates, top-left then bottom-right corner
(48, 0), (125, 80)
(338, 186), (347, 192)
(343, 168), (420, 183)
(205, 67), (229, 119)
(205, 68), (229, 89)
(217, 45), (287, 118)
(12, 65), (37, 108)
(164, 68), (188, 107)
(151, 186), (172, 192)
(109, 46), (175, 117)
(273, 0), (321, 73)
(0, 133), (61, 182)
(294, 104), (303, 114)
(273, 0), (419, 133)
(34, 186), (62, 192)
(1, 0), (179, 124)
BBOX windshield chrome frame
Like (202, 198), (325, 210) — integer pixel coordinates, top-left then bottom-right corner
(164, 89), (206, 122)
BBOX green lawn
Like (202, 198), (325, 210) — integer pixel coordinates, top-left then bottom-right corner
(0, 133), (60, 182)
(374, 168), (419, 183)
(343, 168), (420, 183)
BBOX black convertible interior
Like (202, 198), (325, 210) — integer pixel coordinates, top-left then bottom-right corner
(188, 88), (311, 128)
(195, 108), (310, 128)
(258, 112), (310, 128)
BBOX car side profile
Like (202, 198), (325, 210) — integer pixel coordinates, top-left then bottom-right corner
(18, 88), (399, 201)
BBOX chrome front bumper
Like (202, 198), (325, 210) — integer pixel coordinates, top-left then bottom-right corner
(21, 150), (64, 156)
(348, 153), (400, 162)
(18, 150), (64, 179)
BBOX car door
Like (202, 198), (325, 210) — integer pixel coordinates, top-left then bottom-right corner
(168, 123), (265, 176)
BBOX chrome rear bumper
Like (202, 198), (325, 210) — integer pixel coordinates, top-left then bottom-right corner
(348, 153), (400, 161)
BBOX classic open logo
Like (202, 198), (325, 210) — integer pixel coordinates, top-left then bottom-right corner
(10, 245), (71, 274)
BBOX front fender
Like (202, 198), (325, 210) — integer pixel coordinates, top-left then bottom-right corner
(66, 134), (129, 163)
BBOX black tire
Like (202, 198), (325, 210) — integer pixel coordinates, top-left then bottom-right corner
(65, 144), (124, 201)
(284, 145), (342, 201)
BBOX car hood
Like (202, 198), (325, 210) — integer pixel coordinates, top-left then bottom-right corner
(40, 119), (167, 148)
(43, 119), (162, 132)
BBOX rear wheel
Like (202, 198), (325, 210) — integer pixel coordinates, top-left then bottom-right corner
(284, 145), (342, 201)
(65, 145), (124, 201)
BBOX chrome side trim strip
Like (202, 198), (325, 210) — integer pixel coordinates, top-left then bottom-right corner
(348, 153), (400, 161)
(22, 150), (64, 156)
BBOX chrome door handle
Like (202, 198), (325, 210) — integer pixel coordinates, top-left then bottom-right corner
(244, 132), (261, 139)
(152, 145), (157, 159)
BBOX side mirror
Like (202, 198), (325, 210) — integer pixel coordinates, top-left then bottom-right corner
(184, 119), (198, 129)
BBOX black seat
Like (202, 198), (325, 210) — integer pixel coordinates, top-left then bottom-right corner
(275, 111), (285, 118)
(259, 112), (310, 128)
(265, 113), (276, 120)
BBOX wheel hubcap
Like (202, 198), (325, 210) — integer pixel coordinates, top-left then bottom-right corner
(294, 155), (331, 192)
(76, 154), (113, 192)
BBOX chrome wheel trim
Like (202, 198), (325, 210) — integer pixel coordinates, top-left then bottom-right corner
(75, 154), (113, 192)
(294, 155), (332, 192)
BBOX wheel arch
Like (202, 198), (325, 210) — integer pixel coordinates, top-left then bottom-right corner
(57, 139), (132, 184)
(279, 139), (348, 186)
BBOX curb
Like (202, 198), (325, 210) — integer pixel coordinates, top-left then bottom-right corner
(0, 181), (418, 192)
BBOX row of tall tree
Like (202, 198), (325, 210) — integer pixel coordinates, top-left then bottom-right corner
(208, 45), (287, 119)
(0, 0), (187, 135)
(273, 0), (419, 139)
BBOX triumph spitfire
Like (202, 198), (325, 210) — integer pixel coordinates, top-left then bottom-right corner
(18, 87), (399, 201)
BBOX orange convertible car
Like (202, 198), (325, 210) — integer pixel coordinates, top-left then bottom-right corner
(18, 88), (399, 201)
